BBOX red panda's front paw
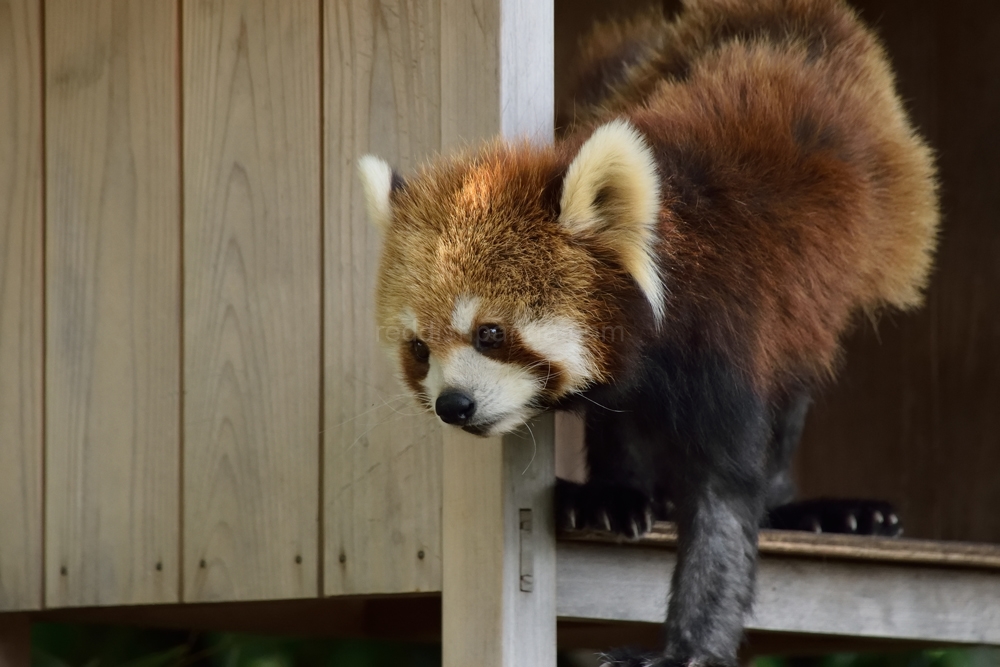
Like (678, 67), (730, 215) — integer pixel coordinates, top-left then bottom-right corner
(766, 498), (903, 537)
(556, 478), (655, 540)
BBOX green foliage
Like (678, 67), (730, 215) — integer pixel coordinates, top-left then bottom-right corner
(754, 648), (1000, 667)
(31, 625), (440, 667)
(32, 624), (1000, 667)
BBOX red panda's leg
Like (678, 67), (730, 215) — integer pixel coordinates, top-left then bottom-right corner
(613, 350), (770, 667)
(598, 393), (769, 667)
(761, 390), (905, 537)
(763, 388), (812, 509)
(555, 409), (662, 539)
(662, 471), (765, 666)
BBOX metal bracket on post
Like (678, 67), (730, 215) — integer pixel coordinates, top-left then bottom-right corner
(520, 509), (534, 592)
(442, 413), (556, 667)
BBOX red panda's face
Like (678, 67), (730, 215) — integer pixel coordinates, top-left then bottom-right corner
(371, 149), (602, 436)
(360, 121), (665, 436)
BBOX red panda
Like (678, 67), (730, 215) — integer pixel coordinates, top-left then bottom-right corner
(358, 0), (938, 665)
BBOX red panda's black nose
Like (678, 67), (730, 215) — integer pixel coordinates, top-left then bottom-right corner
(436, 390), (476, 425)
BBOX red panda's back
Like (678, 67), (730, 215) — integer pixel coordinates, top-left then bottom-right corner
(564, 0), (938, 388)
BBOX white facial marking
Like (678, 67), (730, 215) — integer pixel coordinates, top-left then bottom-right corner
(519, 317), (597, 393)
(399, 308), (419, 336)
(450, 295), (481, 335)
(424, 355), (445, 400)
(429, 346), (540, 435)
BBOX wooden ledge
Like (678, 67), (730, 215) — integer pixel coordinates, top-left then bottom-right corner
(557, 535), (1000, 645)
(561, 522), (1000, 570)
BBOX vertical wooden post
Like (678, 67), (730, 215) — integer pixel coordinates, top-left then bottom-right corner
(0, 615), (30, 667)
(439, 0), (555, 659)
(442, 417), (556, 667)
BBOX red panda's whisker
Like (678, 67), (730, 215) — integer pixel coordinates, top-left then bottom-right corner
(328, 394), (413, 429)
(520, 420), (538, 476)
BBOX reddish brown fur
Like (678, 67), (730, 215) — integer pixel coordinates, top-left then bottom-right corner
(378, 144), (644, 401)
(377, 0), (938, 401)
(571, 0), (938, 392)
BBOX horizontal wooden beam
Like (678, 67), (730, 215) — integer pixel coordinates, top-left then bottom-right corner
(566, 523), (1000, 570)
(557, 541), (1000, 645)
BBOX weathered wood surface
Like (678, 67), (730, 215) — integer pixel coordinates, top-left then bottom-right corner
(183, 0), (320, 602)
(566, 522), (1000, 570)
(558, 541), (1000, 644)
(443, 417), (557, 667)
(439, 0), (556, 663)
(45, 0), (180, 607)
(0, 0), (42, 613)
(324, 0), (443, 597)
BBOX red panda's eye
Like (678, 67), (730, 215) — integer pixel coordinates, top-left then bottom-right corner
(475, 324), (505, 351)
(410, 338), (430, 363)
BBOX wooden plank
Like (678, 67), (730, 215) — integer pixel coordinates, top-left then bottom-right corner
(565, 523), (1000, 570)
(45, 0), (179, 608)
(0, 0), (42, 613)
(438, 0), (555, 663)
(0, 615), (29, 667)
(182, 0), (321, 602)
(324, 0), (443, 597)
(441, 0), (554, 147)
(442, 416), (557, 667)
(557, 541), (1000, 644)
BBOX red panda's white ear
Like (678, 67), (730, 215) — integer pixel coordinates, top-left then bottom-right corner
(358, 155), (396, 233)
(559, 119), (665, 324)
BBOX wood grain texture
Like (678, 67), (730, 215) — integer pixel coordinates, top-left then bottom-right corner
(441, 0), (554, 146)
(558, 541), (1000, 644)
(45, 0), (179, 608)
(796, 0), (1000, 544)
(0, 0), (42, 613)
(442, 416), (556, 667)
(324, 0), (443, 597)
(566, 522), (1000, 570)
(439, 1), (555, 663)
(183, 0), (320, 602)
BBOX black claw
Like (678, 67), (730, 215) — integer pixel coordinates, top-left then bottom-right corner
(556, 478), (657, 540)
(767, 498), (903, 537)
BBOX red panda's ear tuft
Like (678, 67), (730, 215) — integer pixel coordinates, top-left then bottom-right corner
(357, 155), (403, 233)
(559, 119), (665, 324)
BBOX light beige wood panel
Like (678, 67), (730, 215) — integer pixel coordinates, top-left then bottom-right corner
(558, 541), (1000, 644)
(441, 0), (553, 147)
(439, 0), (555, 664)
(184, 0), (320, 602)
(442, 418), (557, 667)
(324, 0), (443, 596)
(45, 0), (180, 608)
(0, 0), (42, 613)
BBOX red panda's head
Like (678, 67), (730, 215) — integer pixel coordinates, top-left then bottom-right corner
(359, 120), (664, 436)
